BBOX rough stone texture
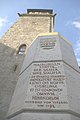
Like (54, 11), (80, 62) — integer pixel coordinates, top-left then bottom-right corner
(0, 15), (54, 51)
(0, 10), (54, 120)
(7, 33), (80, 120)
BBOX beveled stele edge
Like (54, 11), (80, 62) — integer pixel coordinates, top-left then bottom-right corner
(7, 109), (80, 119)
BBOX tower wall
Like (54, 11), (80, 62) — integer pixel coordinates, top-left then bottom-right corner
(1, 10), (54, 51)
(0, 9), (55, 120)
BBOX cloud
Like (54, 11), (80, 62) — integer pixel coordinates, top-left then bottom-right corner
(72, 21), (80, 29)
(66, 17), (80, 30)
(74, 39), (80, 65)
(0, 17), (8, 30)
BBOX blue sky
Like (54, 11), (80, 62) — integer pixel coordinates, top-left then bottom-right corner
(0, 0), (80, 65)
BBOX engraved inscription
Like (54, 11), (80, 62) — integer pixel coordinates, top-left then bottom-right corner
(25, 62), (68, 109)
(40, 38), (56, 49)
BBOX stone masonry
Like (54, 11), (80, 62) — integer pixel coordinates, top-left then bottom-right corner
(0, 9), (55, 120)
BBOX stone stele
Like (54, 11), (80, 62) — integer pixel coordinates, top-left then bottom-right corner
(7, 32), (80, 120)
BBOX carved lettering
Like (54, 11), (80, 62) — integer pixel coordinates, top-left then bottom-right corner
(25, 62), (68, 109)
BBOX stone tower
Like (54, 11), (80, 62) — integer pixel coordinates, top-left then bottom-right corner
(0, 9), (56, 120)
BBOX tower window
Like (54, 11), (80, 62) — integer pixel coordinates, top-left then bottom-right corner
(17, 44), (26, 55)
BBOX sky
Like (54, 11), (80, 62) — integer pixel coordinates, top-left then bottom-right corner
(0, 0), (80, 65)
